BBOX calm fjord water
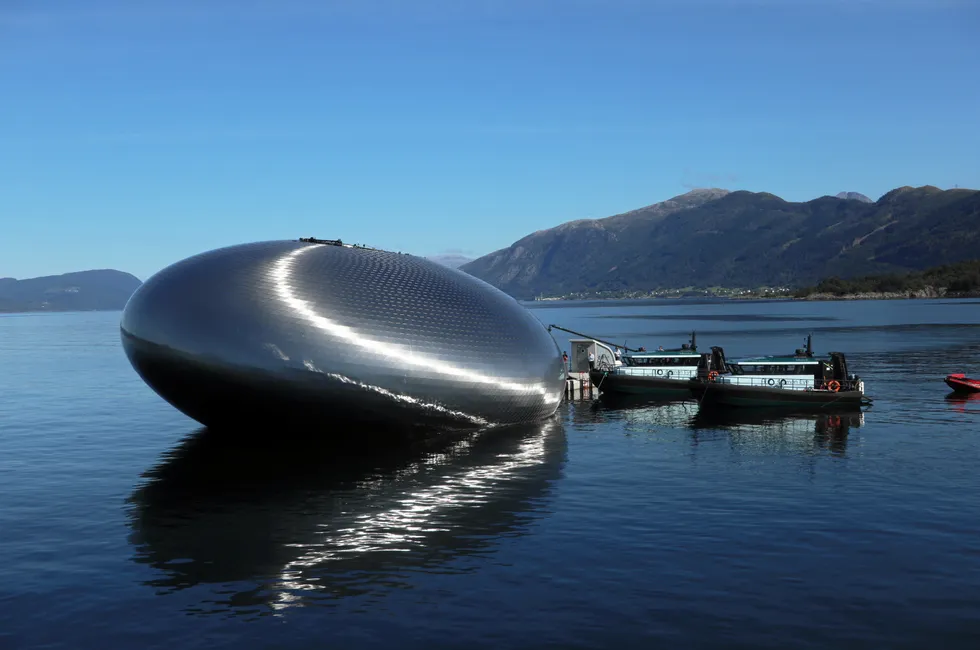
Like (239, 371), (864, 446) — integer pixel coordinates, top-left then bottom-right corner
(2, 299), (980, 649)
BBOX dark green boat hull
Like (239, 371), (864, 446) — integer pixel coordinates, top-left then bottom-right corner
(691, 380), (869, 408)
(589, 370), (694, 398)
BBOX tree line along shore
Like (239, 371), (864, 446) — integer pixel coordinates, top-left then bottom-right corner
(529, 259), (980, 302)
(792, 259), (980, 300)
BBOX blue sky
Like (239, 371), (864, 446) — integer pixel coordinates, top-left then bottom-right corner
(1, 0), (978, 281)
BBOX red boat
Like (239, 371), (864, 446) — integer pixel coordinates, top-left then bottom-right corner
(945, 373), (980, 393)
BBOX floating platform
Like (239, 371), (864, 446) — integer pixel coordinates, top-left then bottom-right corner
(564, 370), (596, 401)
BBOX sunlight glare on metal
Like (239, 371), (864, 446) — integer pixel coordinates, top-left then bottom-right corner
(271, 245), (557, 401)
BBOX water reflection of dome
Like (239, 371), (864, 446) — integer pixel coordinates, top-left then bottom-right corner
(688, 408), (866, 455)
(127, 418), (566, 614)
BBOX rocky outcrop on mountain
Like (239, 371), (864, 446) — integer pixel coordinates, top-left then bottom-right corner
(834, 191), (873, 202)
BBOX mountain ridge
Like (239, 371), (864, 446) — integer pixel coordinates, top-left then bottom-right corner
(0, 269), (142, 313)
(460, 185), (980, 299)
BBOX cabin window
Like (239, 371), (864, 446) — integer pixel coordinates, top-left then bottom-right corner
(734, 363), (819, 375)
(627, 356), (698, 367)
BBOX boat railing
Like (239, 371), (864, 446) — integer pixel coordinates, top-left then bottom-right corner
(714, 375), (863, 392)
(718, 376), (815, 389)
(814, 378), (863, 392)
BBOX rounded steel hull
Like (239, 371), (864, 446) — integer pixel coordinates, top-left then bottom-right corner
(121, 240), (565, 432)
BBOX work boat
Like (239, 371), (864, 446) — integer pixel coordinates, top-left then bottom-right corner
(588, 333), (701, 398)
(690, 335), (871, 408)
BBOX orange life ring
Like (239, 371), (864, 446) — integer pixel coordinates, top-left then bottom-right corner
(827, 380), (841, 392)
(708, 371), (719, 381)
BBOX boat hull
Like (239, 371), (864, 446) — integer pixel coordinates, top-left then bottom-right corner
(690, 380), (868, 408)
(944, 375), (980, 394)
(120, 240), (565, 433)
(589, 370), (694, 397)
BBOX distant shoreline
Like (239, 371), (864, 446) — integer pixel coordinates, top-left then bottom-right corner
(4, 291), (978, 316)
(797, 290), (980, 301)
(0, 308), (123, 315)
(528, 290), (980, 303)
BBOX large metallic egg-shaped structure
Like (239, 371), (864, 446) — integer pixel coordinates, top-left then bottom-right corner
(121, 239), (565, 431)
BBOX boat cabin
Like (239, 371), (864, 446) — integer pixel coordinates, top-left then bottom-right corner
(568, 339), (620, 373)
(623, 351), (701, 368)
(615, 332), (701, 380)
(697, 335), (861, 392)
